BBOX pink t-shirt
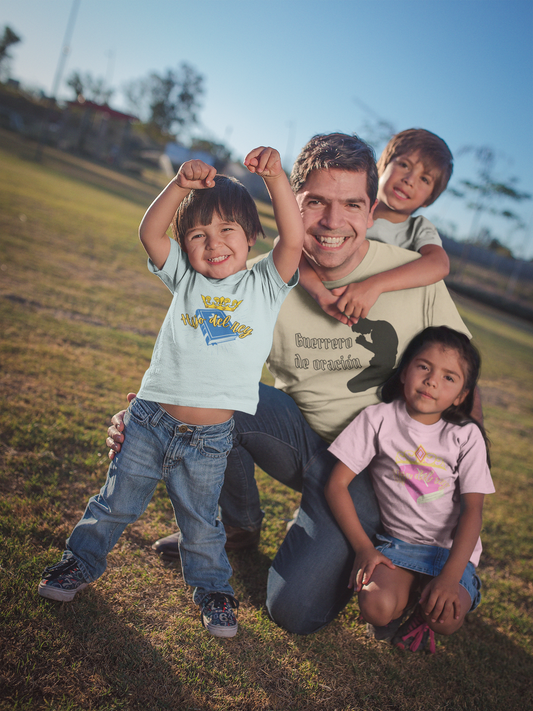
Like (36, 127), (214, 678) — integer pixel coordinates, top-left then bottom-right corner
(328, 399), (494, 566)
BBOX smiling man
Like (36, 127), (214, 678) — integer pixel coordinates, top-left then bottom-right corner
(109, 133), (472, 635)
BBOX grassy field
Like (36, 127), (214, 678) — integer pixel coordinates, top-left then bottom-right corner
(1, 131), (532, 711)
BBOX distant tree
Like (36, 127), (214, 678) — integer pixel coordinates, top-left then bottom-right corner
(66, 70), (114, 104)
(124, 62), (204, 141)
(0, 25), (21, 79)
(353, 97), (396, 155)
(449, 145), (531, 241)
(66, 71), (84, 99)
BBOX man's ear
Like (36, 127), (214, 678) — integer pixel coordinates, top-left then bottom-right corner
(367, 198), (378, 228)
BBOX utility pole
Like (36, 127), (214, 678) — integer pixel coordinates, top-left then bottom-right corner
(35, 0), (81, 160)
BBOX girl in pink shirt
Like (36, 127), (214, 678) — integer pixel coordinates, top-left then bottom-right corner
(326, 326), (493, 653)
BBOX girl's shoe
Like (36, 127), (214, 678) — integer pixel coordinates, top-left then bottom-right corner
(366, 591), (419, 642)
(38, 557), (89, 602)
(392, 607), (436, 653)
(200, 593), (239, 638)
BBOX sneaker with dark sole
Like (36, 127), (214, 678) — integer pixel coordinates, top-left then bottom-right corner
(366, 593), (419, 642)
(392, 606), (436, 653)
(367, 614), (407, 642)
(38, 557), (89, 602)
(200, 593), (239, 638)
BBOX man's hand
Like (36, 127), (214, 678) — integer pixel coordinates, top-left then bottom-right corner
(174, 159), (217, 190)
(419, 573), (462, 624)
(244, 146), (283, 179)
(106, 393), (136, 460)
(349, 545), (396, 592)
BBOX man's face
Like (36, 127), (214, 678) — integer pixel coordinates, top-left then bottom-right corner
(296, 169), (376, 281)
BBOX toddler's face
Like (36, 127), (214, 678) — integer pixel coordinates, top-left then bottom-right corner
(182, 215), (255, 279)
(378, 151), (438, 218)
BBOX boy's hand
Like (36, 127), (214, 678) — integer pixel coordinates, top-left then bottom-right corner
(349, 546), (396, 591)
(419, 574), (462, 624)
(311, 284), (358, 327)
(174, 159), (217, 190)
(244, 146), (283, 179)
(333, 280), (382, 324)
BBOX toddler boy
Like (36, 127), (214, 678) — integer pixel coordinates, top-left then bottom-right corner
(38, 147), (303, 638)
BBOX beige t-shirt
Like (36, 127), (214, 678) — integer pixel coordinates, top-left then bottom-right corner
(263, 240), (470, 443)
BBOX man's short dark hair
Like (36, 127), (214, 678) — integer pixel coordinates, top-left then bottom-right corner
(172, 174), (264, 248)
(290, 133), (378, 204)
(377, 128), (453, 205)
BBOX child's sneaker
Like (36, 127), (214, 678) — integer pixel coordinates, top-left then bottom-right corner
(366, 591), (419, 642)
(391, 606), (436, 653)
(367, 613), (406, 642)
(38, 557), (89, 602)
(200, 593), (239, 638)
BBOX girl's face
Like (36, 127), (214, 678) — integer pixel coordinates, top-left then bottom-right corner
(400, 344), (468, 425)
(182, 215), (255, 279)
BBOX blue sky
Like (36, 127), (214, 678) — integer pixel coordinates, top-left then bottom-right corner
(2, 0), (532, 257)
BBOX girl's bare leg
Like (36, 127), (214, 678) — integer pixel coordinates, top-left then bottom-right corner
(359, 564), (418, 628)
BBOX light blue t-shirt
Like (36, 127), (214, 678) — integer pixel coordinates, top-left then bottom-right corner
(137, 240), (297, 414)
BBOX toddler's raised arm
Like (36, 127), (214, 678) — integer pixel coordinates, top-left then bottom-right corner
(139, 160), (217, 270)
(244, 147), (304, 284)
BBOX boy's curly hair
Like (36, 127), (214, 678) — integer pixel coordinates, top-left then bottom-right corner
(290, 133), (378, 204)
(377, 128), (453, 205)
(172, 174), (264, 248)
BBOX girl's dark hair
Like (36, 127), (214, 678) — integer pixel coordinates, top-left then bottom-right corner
(381, 326), (490, 462)
(172, 174), (264, 248)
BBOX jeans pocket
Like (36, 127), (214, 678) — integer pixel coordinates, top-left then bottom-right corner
(127, 398), (155, 426)
(375, 533), (393, 552)
(197, 431), (232, 459)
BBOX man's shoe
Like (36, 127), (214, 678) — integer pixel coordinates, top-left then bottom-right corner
(38, 557), (89, 602)
(223, 523), (261, 550)
(152, 524), (261, 560)
(152, 531), (181, 561)
(200, 592), (239, 638)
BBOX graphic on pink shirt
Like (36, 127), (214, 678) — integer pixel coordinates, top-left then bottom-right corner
(396, 445), (450, 505)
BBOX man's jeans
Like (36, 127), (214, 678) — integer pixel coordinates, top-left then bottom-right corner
(67, 398), (235, 605)
(219, 383), (382, 634)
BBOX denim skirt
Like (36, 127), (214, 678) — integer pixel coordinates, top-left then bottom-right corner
(375, 533), (482, 611)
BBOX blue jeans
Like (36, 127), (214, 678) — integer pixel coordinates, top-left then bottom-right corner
(67, 398), (235, 605)
(219, 383), (382, 634)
